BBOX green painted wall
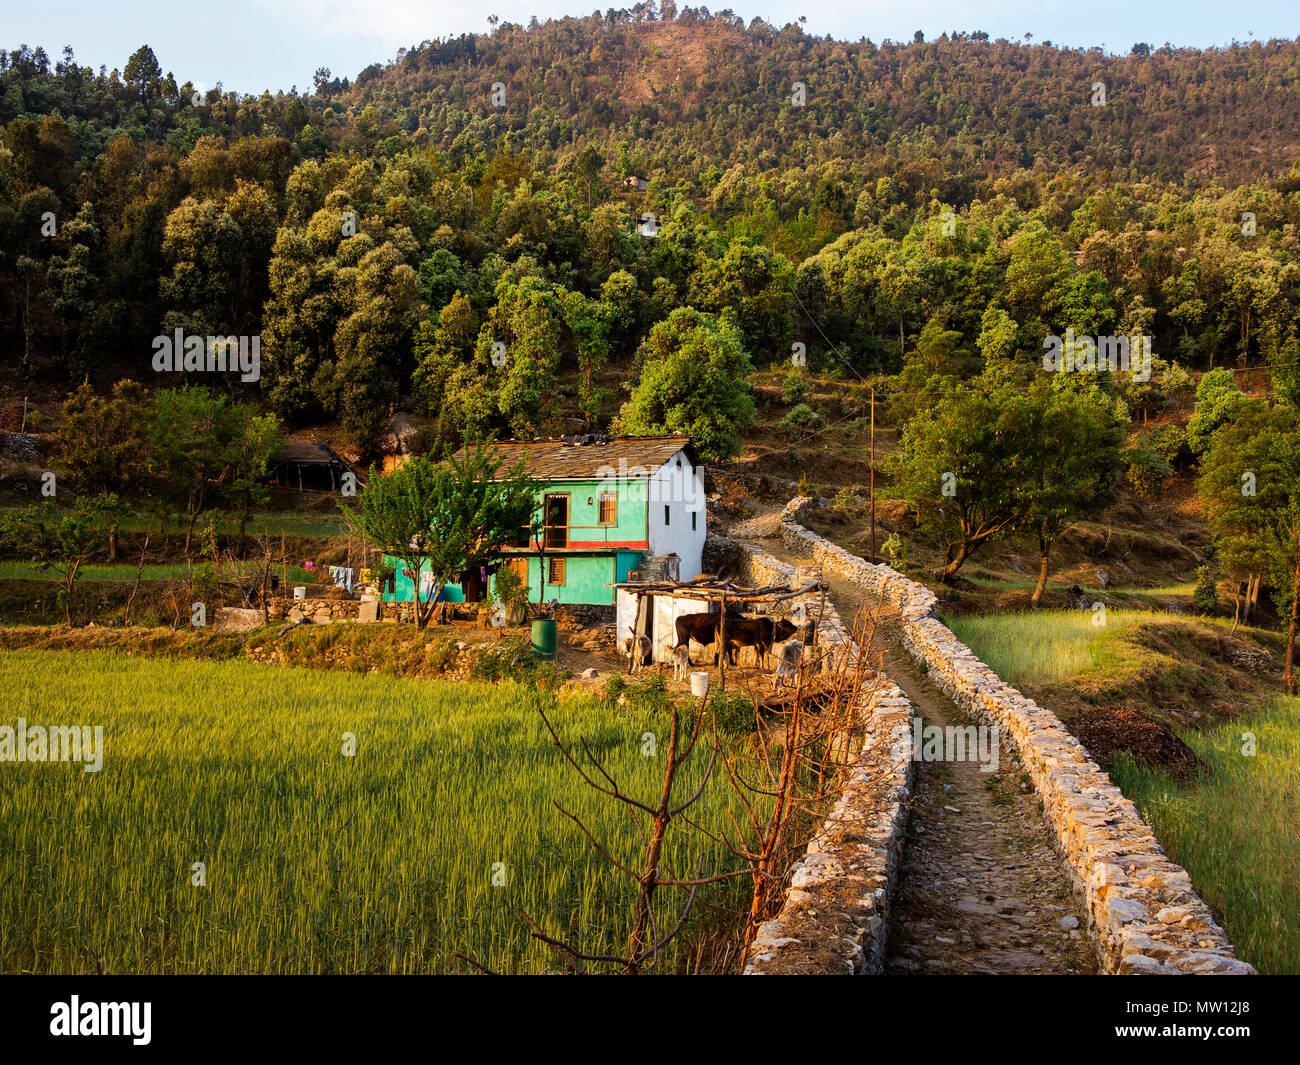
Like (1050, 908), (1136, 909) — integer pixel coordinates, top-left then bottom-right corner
(528, 478), (647, 548)
(381, 549), (644, 606)
(380, 476), (650, 607)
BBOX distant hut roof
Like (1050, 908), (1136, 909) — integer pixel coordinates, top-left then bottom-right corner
(270, 440), (359, 491)
(272, 441), (351, 467)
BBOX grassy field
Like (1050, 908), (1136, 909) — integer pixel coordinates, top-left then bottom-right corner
(948, 609), (1299, 973)
(1109, 697), (1300, 975)
(0, 507), (347, 542)
(947, 609), (1156, 687)
(0, 650), (759, 974)
(0, 561), (317, 583)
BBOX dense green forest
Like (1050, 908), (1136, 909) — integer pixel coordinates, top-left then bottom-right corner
(3, 7), (1300, 454)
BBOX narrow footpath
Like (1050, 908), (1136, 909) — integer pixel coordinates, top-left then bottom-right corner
(742, 532), (1099, 974)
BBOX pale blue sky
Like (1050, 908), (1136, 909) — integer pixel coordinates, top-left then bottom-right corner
(1, 0), (1296, 96)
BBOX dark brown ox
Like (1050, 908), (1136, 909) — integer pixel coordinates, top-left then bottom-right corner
(673, 610), (737, 664)
(722, 617), (798, 668)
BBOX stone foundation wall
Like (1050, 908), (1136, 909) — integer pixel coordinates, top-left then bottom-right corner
(269, 596), (376, 623)
(774, 497), (1255, 976)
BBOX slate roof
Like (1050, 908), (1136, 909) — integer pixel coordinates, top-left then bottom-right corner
(456, 436), (696, 480)
(271, 441), (352, 467)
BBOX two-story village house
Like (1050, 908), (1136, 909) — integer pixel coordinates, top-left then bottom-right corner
(382, 435), (705, 607)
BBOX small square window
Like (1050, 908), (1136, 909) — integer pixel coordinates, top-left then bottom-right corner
(548, 557), (566, 585)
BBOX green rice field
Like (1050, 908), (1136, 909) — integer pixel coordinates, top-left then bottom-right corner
(0, 650), (758, 974)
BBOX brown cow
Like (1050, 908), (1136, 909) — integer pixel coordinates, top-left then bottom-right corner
(673, 609), (741, 664)
(722, 617), (798, 668)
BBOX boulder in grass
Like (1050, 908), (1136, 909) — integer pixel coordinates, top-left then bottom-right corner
(213, 607), (265, 633)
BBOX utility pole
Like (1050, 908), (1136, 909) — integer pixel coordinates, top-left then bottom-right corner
(869, 384), (876, 564)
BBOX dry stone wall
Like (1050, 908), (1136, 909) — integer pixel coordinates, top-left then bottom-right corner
(744, 675), (915, 975)
(775, 498), (1255, 976)
(727, 540), (917, 974)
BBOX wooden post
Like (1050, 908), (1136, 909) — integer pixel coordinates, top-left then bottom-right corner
(717, 592), (728, 692)
(627, 591), (646, 674)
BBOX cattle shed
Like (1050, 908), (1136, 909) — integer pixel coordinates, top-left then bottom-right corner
(270, 441), (357, 493)
(614, 573), (824, 666)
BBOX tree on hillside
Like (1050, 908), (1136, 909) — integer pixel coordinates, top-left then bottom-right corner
(1187, 369), (1248, 455)
(1199, 399), (1300, 693)
(353, 444), (537, 629)
(1019, 385), (1124, 607)
(614, 307), (755, 462)
(149, 387), (280, 555)
(56, 379), (151, 560)
(893, 385), (1028, 583)
(560, 288), (611, 428)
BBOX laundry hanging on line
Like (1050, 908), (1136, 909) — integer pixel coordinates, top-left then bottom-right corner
(328, 566), (355, 593)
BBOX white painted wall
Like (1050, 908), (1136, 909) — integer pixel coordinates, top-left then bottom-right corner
(647, 450), (706, 580)
(615, 589), (717, 662)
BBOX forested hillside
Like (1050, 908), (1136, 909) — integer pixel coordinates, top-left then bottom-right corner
(2, 7), (1300, 455)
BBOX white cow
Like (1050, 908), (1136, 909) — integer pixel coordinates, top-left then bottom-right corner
(770, 641), (803, 689)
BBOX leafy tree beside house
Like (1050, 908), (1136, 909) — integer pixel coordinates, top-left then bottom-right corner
(354, 443), (537, 629)
(614, 307), (755, 462)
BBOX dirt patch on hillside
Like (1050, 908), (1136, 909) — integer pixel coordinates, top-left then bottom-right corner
(1066, 704), (1203, 782)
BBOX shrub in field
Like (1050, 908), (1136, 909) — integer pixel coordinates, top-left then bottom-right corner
(778, 402), (825, 440)
(880, 531), (905, 563)
(1123, 443), (1174, 500)
(780, 370), (809, 405)
(1193, 566), (1219, 615)
(712, 690), (757, 735)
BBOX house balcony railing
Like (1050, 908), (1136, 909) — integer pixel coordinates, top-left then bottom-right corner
(510, 523), (630, 551)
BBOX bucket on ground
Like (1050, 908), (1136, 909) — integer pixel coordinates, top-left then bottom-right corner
(690, 671), (709, 698)
(292, 586), (307, 600)
(531, 618), (558, 660)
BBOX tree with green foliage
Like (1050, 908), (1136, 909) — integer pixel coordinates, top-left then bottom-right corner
(894, 385), (1028, 582)
(615, 307), (755, 462)
(1020, 385), (1124, 607)
(895, 382), (1119, 587)
(353, 444), (538, 629)
(1198, 398), (1300, 693)
(1187, 369), (1248, 454)
(0, 495), (123, 625)
(148, 387), (281, 555)
(560, 288), (611, 428)
(55, 379), (150, 560)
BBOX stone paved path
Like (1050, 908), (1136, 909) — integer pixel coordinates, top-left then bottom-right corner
(741, 534), (1099, 975)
